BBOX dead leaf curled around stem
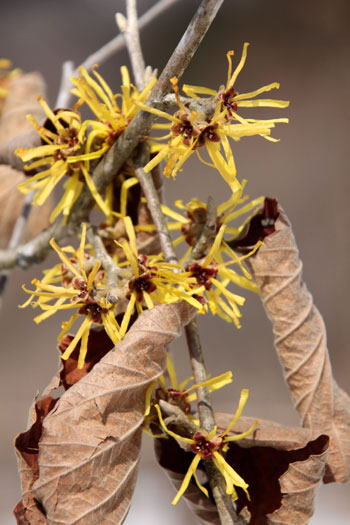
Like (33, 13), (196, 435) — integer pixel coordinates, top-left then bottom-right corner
(243, 209), (350, 483)
(14, 302), (195, 524)
(218, 414), (329, 524)
(155, 414), (328, 525)
(0, 165), (52, 248)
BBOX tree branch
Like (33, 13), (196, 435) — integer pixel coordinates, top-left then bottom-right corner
(55, 60), (75, 108)
(136, 167), (178, 264)
(191, 196), (217, 261)
(86, 227), (122, 288)
(124, 0), (146, 89)
(153, 0), (224, 99)
(135, 164), (237, 523)
(57, 0), (179, 108)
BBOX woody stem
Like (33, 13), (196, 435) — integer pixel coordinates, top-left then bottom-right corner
(135, 167), (239, 525)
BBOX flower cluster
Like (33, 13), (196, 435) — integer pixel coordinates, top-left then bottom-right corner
(186, 225), (261, 327)
(16, 66), (156, 222)
(161, 181), (263, 251)
(138, 43), (289, 189)
(114, 217), (204, 337)
(22, 219), (207, 367)
(144, 353), (233, 419)
(154, 387), (257, 504)
(21, 224), (121, 368)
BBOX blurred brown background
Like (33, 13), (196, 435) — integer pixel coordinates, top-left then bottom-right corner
(1, 0), (349, 522)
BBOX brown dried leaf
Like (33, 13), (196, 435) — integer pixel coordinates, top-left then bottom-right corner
(15, 302), (195, 524)
(58, 327), (115, 390)
(219, 415), (329, 524)
(13, 499), (47, 525)
(14, 375), (60, 525)
(155, 414), (328, 525)
(0, 71), (45, 144)
(0, 72), (45, 169)
(0, 71), (50, 246)
(0, 165), (52, 248)
(245, 209), (350, 483)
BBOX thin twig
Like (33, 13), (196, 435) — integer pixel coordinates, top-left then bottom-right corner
(55, 61), (75, 108)
(58, 0), (179, 108)
(135, 165), (237, 524)
(156, 92), (216, 116)
(86, 227), (121, 288)
(124, 0), (146, 89)
(159, 399), (198, 437)
(191, 196), (217, 261)
(184, 319), (215, 432)
(136, 167), (177, 264)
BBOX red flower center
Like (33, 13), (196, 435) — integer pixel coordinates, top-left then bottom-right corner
(78, 302), (108, 323)
(219, 87), (238, 116)
(188, 263), (218, 290)
(129, 273), (157, 302)
(191, 432), (222, 459)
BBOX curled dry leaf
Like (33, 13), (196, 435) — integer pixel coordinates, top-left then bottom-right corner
(0, 165), (51, 248)
(155, 414), (328, 525)
(0, 71), (45, 144)
(0, 71), (52, 247)
(0, 72), (45, 168)
(15, 302), (195, 524)
(244, 209), (350, 483)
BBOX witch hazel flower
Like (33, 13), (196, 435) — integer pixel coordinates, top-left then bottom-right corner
(155, 388), (257, 505)
(137, 42), (289, 188)
(20, 224), (121, 368)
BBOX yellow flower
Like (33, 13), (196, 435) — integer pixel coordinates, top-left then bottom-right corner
(71, 65), (156, 136)
(155, 388), (257, 504)
(187, 225), (261, 328)
(138, 43), (288, 188)
(160, 182), (263, 254)
(70, 65), (156, 219)
(20, 224), (121, 368)
(16, 99), (110, 221)
(144, 352), (233, 417)
(117, 217), (204, 337)
(15, 67), (155, 223)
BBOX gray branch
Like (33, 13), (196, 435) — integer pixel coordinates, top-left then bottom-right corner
(191, 196), (217, 261)
(124, 0), (146, 89)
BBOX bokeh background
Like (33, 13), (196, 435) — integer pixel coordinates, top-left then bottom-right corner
(1, 0), (349, 523)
